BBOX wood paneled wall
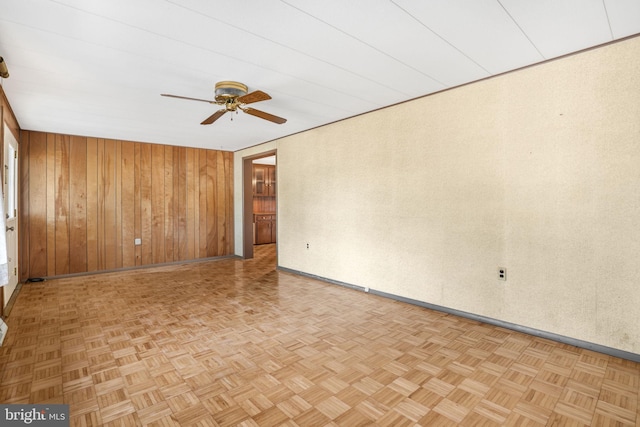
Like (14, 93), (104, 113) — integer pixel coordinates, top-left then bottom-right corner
(20, 131), (233, 279)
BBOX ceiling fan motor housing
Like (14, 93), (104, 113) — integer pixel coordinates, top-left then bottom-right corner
(215, 81), (248, 101)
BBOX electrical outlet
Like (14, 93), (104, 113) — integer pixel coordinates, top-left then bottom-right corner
(306, 243), (309, 249)
(134, 238), (142, 246)
(498, 267), (507, 281)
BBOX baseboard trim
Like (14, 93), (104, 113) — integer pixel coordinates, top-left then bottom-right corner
(27, 255), (241, 282)
(277, 265), (640, 363)
(1, 282), (22, 318)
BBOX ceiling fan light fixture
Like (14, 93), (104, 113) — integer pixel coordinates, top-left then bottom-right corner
(0, 57), (9, 78)
(215, 81), (248, 100)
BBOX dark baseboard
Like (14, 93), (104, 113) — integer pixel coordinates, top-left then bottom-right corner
(277, 265), (640, 363)
(25, 254), (240, 282)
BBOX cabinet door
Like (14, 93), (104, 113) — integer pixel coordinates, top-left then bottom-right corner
(253, 165), (267, 196)
(256, 216), (272, 244)
(267, 165), (276, 196)
(255, 215), (277, 244)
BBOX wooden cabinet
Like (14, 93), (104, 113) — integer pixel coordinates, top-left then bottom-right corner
(253, 164), (276, 244)
(255, 214), (276, 244)
(253, 165), (276, 196)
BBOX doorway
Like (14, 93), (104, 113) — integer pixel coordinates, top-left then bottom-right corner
(3, 123), (18, 311)
(242, 150), (276, 260)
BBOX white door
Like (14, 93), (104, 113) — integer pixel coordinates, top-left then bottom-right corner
(3, 124), (18, 308)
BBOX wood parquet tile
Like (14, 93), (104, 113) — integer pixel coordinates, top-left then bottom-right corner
(0, 244), (639, 426)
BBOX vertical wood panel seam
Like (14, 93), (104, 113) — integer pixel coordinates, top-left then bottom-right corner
(117, 140), (122, 268)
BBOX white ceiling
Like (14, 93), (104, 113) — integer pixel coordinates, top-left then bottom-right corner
(1, 0), (639, 151)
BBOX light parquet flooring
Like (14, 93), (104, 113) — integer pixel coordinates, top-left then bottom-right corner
(0, 244), (638, 426)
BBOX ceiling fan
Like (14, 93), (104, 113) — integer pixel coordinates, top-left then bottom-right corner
(161, 81), (287, 125)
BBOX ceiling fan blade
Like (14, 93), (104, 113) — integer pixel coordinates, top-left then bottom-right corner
(201, 109), (227, 125)
(237, 90), (271, 105)
(242, 107), (287, 124)
(161, 94), (218, 104)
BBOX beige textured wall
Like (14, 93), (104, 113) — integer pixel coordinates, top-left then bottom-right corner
(235, 36), (640, 354)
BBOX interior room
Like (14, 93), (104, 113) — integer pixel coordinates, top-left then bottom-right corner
(1, 2), (639, 425)
(252, 156), (277, 247)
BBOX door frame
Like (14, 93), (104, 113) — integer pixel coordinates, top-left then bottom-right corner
(2, 122), (18, 316)
(242, 149), (276, 259)
(0, 111), (3, 316)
